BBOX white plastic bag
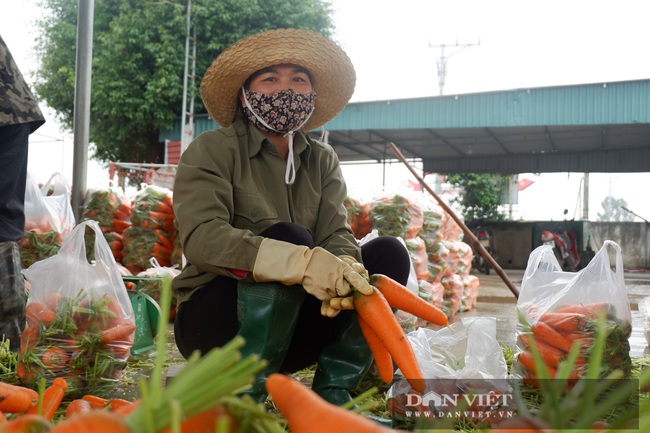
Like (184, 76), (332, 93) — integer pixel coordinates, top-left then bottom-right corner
(18, 220), (134, 394)
(515, 240), (632, 382)
(386, 317), (509, 419)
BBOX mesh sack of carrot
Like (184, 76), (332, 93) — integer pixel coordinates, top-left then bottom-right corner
(514, 240), (632, 387)
(368, 192), (423, 239)
(122, 185), (178, 274)
(18, 220), (135, 397)
(20, 173), (76, 268)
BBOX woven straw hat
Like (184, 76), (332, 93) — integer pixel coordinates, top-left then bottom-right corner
(200, 28), (356, 131)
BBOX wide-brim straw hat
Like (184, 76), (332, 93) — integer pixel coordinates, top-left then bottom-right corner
(200, 28), (356, 131)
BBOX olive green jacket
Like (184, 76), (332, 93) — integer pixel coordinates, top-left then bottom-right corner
(172, 120), (360, 304)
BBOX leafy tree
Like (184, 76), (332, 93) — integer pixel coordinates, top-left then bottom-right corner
(597, 196), (635, 222)
(33, 0), (333, 164)
(445, 173), (508, 222)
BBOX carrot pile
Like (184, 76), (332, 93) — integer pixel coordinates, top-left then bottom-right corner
(516, 302), (632, 386)
(17, 292), (135, 397)
(368, 194), (423, 239)
(122, 186), (179, 274)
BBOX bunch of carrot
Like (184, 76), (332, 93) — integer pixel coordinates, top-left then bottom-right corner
(17, 292), (135, 397)
(516, 302), (632, 386)
(81, 188), (133, 263)
(354, 274), (449, 393)
(19, 219), (63, 269)
(343, 196), (373, 239)
(369, 194), (424, 239)
(122, 186), (177, 274)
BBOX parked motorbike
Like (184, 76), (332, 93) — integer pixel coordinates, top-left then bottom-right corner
(540, 210), (580, 271)
(469, 222), (495, 275)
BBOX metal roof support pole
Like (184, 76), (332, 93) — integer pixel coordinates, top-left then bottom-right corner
(71, 0), (94, 222)
(180, 0), (192, 153)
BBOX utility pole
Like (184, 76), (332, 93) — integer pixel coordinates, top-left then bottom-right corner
(429, 39), (480, 96)
(180, 0), (196, 154)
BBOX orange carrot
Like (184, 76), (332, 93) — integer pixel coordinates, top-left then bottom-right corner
(112, 219), (132, 233)
(517, 349), (557, 378)
(101, 320), (136, 345)
(149, 211), (175, 222)
(155, 201), (174, 215)
(0, 382), (39, 413)
(539, 312), (587, 333)
(65, 399), (93, 418)
(25, 302), (57, 328)
(517, 333), (565, 368)
(266, 374), (394, 433)
(357, 316), (394, 384)
(157, 405), (237, 433)
(554, 302), (608, 318)
(41, 347), (70, 372)
(27, 377), (68, 420)
(353, 287), (425, 393)
(113, 209), (131, 222)
(48, 410), (131, 433)
(152, 242), (173, 256)
(0, 414), (51, 433)
(531, 321), (573, 352)
(107, 399), (135, 412)
(81, 395), (109, 409)
(112, 399), (140, 417)
(370, 274), (448, 326)
(155, 230), (174, 250)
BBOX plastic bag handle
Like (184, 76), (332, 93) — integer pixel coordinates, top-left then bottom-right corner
(522, 244), (561, 282)
(40, 172), (71, 197)
(600, 240), (623, 275)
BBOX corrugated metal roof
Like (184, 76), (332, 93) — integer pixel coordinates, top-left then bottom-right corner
(159, 79), (650, 173)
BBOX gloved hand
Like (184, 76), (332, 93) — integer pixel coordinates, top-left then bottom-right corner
(252, 239), (372, 301)
(320, 296), (355, 318)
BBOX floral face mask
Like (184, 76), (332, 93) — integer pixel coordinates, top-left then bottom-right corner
(241, 88), (316, 135)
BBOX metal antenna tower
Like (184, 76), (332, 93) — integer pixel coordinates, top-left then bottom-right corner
(429, 39), (480, 95)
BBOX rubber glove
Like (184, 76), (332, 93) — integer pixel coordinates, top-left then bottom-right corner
(252, 239), (373, 301)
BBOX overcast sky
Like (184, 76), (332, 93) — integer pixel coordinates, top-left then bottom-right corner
(2, 0), (649, 221)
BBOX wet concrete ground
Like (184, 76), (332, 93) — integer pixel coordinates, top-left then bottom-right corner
(463, 268), (650, 358)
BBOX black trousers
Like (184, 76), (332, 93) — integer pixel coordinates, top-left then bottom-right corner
(174, 222), (411, 371)
(0, 124), (30, 242)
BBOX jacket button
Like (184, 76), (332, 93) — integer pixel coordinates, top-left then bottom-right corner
(251, 211), (257, 217)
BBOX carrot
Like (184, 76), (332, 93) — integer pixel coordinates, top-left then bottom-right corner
(266, 374), (394, 433)
(554, 302), (609, 318)
(517, 349), (557, 378)
(100, 320), (136, 345)
(157, 405), (237, 433)
(369, 274), (448, 326)
(152, 242), (173, 256)
(112, 219), (132, 233)
(353, 287), (425, 393)
(48, 410), (131, 433)
(25, 302), (57, 328)
(65, 399), (93, 418)
(0, 411), (5, 425)
(113, 209), (131, 222)
(0, 382), (39, 413)
(155, 230), (174, 249)
(149, 211), (175, 222)
(0, 414), (51, 433)
(531, 321), (573, 352)
(155, 201), (174, 215)
(357, 316), (394, 384)
(107, 399), (134, 412)
(112, 399), (139, 417)
(81, 394), (109, 409)
(41, 347), (70, 372)
(539, 311), (587, 333)
(27, 377), (68, 420)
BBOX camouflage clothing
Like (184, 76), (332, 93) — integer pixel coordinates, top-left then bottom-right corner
(1, 34), (43, 350)
(0, 34), (45, 130)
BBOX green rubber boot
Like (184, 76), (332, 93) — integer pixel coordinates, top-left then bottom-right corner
(236, 281), (306, 402)
(311, 310), (394, 427)
(0, 242), (26, 351)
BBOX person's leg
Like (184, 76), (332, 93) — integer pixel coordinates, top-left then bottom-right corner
(310, 235), (411, 406)
(0, 124), (30, 351)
